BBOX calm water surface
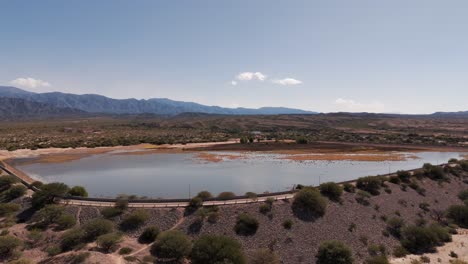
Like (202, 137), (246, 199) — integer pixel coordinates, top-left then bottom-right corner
(14, 151), (466, 198)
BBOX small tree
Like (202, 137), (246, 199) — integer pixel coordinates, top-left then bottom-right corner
(196, 191), (213, 200)
(316, 240), (353, 264)
(319, 182), (343, 202)
(82, 219), (114, 241)
(60, 228), (85, 251)
(68, 186), (88, 197)
(296, 137), (308, 144)
(115, 196), (129, 211)
(250, 249), (280, 264)
(150, 230), (192, 260)
(356, 176), (382, 195)
(56, 214), (76, 230)
(191, 235), (246, 264)
(396, 171), (411, 183)
(446, 205), (468, 228)
(4, 185), (27, 201)
(234, 213), (259, 236)
(96, 233), (122, 252)
(217, 192), (236, 200)
(120, 209), (150, 230)
(0, 235), (22, 260)
(32, 204), (65, 228)
(0, 175), (18, 191)
(138, 225), (160, 244)
(31, 182), (69, 208)
(292, 188), (327, 219)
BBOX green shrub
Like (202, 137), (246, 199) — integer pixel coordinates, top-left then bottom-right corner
(32, 204), (65, 228)
(82, 218), (114, 241)
(30, 181), (43, 189)
(120, 209), (150, 230)
(0, 203), (20, 217)
(96, 232), (122, 252)
(392, 245), (408, 258)
(234, 213), (259, 236)
(191, 235), (246, 264)
(31, 182), (69, 208)
(115, 197), (129, 210)
(138, 225), (160, 244)
(343, 183), (355, 193)
(356, 176), (383, 195)
(364, 256), (389, 264)
(46, 245), (62, 256)
(150, 230), (191, 260)
(386, 217), (405, 238)
(401, 224), (451, 253)
(196, 191), (212, 200)
(186, 197), (203, 214)
(250, 248), (280, 264)
(319, 182), (343, 201)
(4, 185), (27, 201)
(292, 188), (327, 219)
(283, 219), (293, 229)
(101, 207), (123, 219)
(119, 247), (133, 255)
(245, 192), (258, 199)
(355, 190), (371, 206)
(68, 186), (88, 197)
(316, 240), (353, 264)
(389, 176), (401, 184)
(296, 137), (308, 144)
(70, 252), (90, 264)
(423, 164), (446, 180)
(0, 235), (22, 259)
(60, 228), (85, 251)
(0, 176), (18, 190)
(56, 214), (76, 230)
(207, 211), (219, 223)
(217, 192), (236, 200)
(446, 205), (468, 228)
(458, 190), (468, 201)
(397, 171), (411, 183)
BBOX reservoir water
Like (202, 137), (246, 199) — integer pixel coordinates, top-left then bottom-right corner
(13, 151), (466, 198)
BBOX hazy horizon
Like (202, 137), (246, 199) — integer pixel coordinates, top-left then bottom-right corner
(1, 1), (468, 114)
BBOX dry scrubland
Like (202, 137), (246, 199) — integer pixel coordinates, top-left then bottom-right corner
(1, 161), (468, 263)
(1, 113), (467, 151)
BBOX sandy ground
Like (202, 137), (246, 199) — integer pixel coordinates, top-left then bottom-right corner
(391, 229), (468, 264)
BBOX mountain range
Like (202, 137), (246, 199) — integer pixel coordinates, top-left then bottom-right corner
(0, 86), (315, 117)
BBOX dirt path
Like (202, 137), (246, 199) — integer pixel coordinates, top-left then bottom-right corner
(76, 206), (82, 226)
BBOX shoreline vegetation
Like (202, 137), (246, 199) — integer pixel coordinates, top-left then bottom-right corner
(2, 140), (467, 166)
(0, 159), (468, 263)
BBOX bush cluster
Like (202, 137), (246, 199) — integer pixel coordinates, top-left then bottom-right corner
(234, 213), (259, 236)
(319, 182), (343, 202)
(356, 176), (383, 195)
(400, 224), (451, 253)
(292, 188), (327, 219)
(316, 240), (353, 264)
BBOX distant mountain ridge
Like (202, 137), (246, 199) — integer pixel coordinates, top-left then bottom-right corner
(0, 86), (316, 116)
(0, 97), (85, 119)
(432, 111), (468, 117)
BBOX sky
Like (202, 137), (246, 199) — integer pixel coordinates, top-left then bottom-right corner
(1, 1), (468, 114)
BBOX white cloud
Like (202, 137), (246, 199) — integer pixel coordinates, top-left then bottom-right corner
(236, 72), (267, 81)
(272, 78), (302, 86)
(231, 80), (238, 86)
(334, 98), (385, 113)
(10, 77), (51, 89)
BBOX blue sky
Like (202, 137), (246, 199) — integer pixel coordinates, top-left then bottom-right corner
(1, 1), (468, 114)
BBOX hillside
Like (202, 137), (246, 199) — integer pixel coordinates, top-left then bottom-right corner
(0, 86), (315, 116)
